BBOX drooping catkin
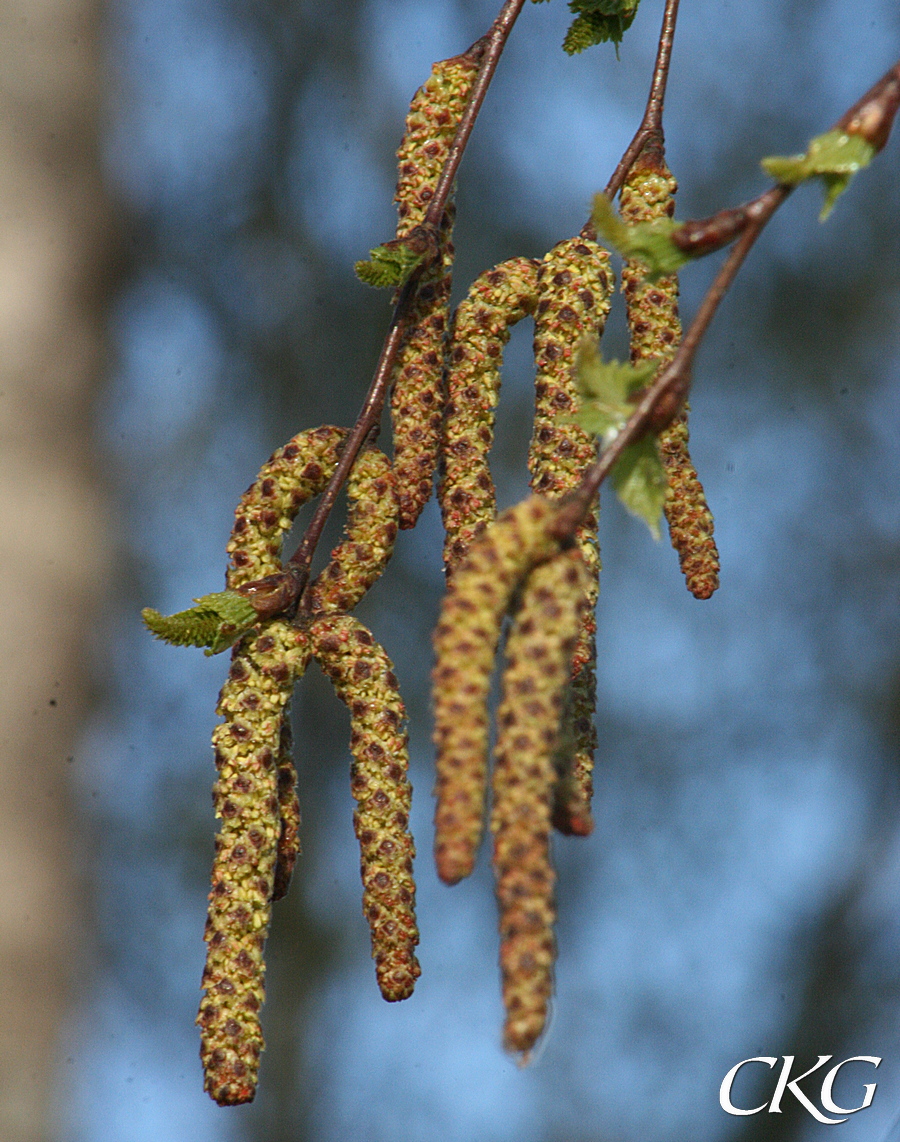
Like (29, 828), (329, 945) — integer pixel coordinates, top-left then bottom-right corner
(391, 46), (483, 529)
(620, 143), (720, 599)
(432, 495), (565, 886)
(310, 614), (420, 1001)
(226, 425), (348, 587)
(198, 623), (311, 1106)
(528, 237), (612, 836)
(305, 445), (399, 614)
(492, 548), (589, 1057)
(439, 256), (541, 575)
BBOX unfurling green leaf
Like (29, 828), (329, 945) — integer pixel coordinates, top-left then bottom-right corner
(563, 1), (641, 53)
(355, 241), (425, 289)
(592, 194), (690, 278)
(761, 128), (876, 220)
(573, 342), (657, 441)
(611, 436), (667, 539)
(142, 590), (258, 656)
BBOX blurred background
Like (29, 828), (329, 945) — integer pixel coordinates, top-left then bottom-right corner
(3, 0), (900, 1139)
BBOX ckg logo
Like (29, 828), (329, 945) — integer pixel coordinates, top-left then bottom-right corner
(720, 1055), (882, 1124)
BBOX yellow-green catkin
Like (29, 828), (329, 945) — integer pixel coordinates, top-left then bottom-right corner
(620, 143), (720, 600)
(432, 496), (565, 886)
(226, 426), (348, 587)
(528, 236), (612, 837)
(391, 47), (482, 530)
(310, 615), (420, 1001)
(439, 256), (541, 575)
(305, 445), (399, 614)
(492, 548), (589, 1057)
(198, 623), (311, 1106)
(272, 715), (300, 903)
(394, 45), (482, 233)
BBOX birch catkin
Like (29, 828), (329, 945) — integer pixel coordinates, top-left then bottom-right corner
(391, 46), (483, 529)
(620, 143), (720, 599)
(198, 623), (311, 1106)
(305, 445), (399, 614)
(492, 548), (589, 1056)
(310, 615), (420, 1002)
(440, 256), (541, 574)
(528, 236), (612, 836)
(226, 426), (348, 587)
(432, 496), (564, 886)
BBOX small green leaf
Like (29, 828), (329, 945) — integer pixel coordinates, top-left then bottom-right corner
(573, 342), (657, 441)
(592, 193), (690, 278)
(611, 436), (667, 539)
(761, 129), (876, 220)
(355, 241), (425, 289)
(563, 1), (641, 53)
(142, 590), (258, 656)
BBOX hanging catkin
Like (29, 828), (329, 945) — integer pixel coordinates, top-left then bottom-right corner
(492, 548), (589, 1056)
(620, 140), (719, 600)
(198, 623), (311, 1106)
(305, 445), (399, 614)
(310, 615), (421, 1001)
(528, 236), (612, 836)
(391, 45), (484, 529)
(439, 256), (541, 575)
(226, 426), (349, 587)
(432, 495), (565, 886)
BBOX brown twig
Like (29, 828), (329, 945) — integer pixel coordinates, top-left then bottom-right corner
(581, 0), (680, 243)
(283, 0), (528, 603)
(554, 56), (900, 542)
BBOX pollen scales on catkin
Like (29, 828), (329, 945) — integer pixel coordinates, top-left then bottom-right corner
(310, 615), (421, 1002)
(619, 142), (720, 600)
(439, 256), (541, 574)
(529, 236), (613, 837)
(432, 496), (566, 886)
(391, 46), (483, 529)
(492, 547), (590, 1057)
(305, 445), (399, 615)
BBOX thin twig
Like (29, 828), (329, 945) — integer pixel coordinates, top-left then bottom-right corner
(582, 0), (680, 242)
(282, 0), (528, 602)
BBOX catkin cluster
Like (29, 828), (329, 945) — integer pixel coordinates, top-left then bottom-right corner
(619, 143), (720, 599)
(432, 495), (590, 1055)
(391, 46), (483, 529)
(198, 428), (415, 1105)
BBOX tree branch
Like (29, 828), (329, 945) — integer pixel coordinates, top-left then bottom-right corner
(276, 0), (528, 605)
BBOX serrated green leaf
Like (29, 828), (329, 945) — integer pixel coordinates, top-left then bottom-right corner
(354, 242), (425, 289)
(611, 436), (667, 539)
(142, 590), (258, 655)
(591, 193), (690, 278)
(573, 343), (657, 441)
(761, 129), (876, 220)
(563, 1), (641, 53)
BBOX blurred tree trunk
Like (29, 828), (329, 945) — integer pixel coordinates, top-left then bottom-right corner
(0, 1), (114, 1138)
